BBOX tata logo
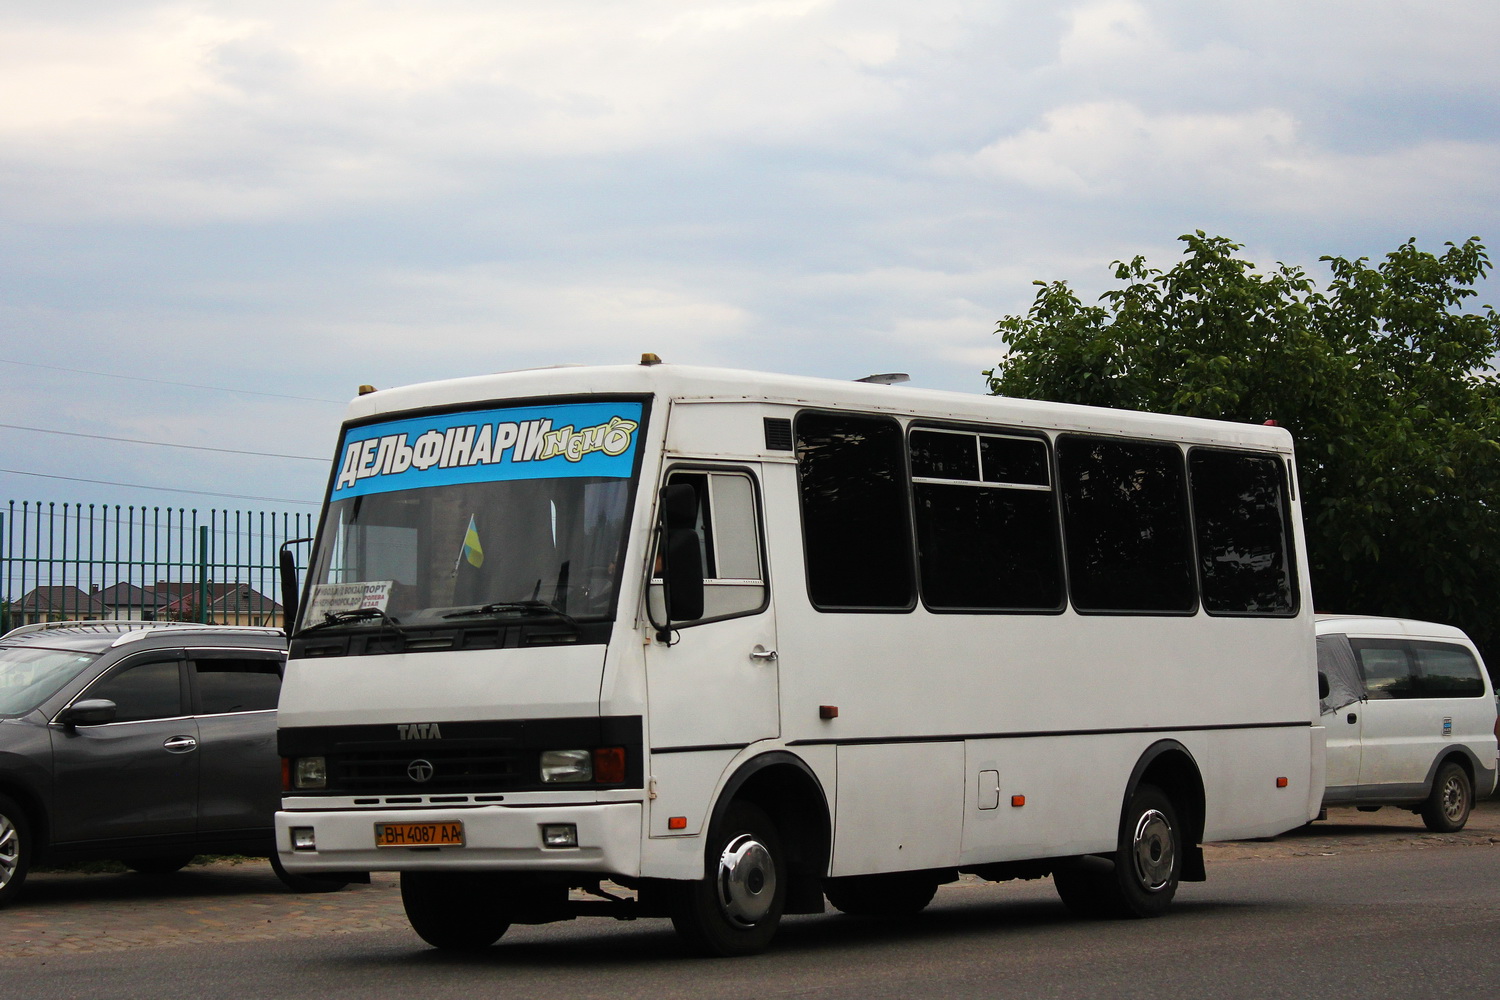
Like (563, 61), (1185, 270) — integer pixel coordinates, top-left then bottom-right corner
(407, 759), (435, 783)
(397, 723), (443, 740)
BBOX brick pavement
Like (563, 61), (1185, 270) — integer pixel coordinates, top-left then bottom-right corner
(3, 799), (1496, 960)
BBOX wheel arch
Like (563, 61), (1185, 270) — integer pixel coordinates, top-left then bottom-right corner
(1123, 740), (1206, 882)
(708, 751), (831, 914)
(0, 776), (50, 861)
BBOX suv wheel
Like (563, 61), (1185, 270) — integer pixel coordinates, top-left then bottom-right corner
(0, 793), (33, 908)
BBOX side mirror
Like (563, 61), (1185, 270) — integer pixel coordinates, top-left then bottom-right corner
(1318, 672), (1330, 701)
(58, 698), (117, 729)
(279, 537), (313, 633)
(657, 483), (705, 634)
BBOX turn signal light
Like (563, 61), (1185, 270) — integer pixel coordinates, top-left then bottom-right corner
(1276, 777), (1289, 788)
(593, 747), (627, 784)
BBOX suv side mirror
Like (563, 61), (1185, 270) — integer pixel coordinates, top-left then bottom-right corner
(58, 698), (118, 729)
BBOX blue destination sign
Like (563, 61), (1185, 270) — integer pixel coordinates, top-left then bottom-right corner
(331, 401), (643, 500)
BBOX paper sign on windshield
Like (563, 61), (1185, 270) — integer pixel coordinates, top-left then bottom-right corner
(330, 401), (642, 500)
(304, 581), (394, 619)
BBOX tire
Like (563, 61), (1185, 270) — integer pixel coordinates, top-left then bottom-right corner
(269, 852), (351, 893)
(1053, 784), (1182, 920)
(400, 871), (511, 951)
(670, 802), (786, 957)
(124, 854), (196, 875)
(0, 793), (32, 909)
(1420, 761), (1472, 833)
(825, 873), (938, 917)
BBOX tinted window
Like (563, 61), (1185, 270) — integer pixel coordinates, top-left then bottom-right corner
(1189, 449), (1297, 615)
(1353, 640), (1418, 700)
(796, 412), (915, 610)
(1058, 436), (1195, 613)
(88, 659), (184, 722)
(910, 429), (1063, 611)
(194, 656), (282, 714)
(1412, 642), (1486, 698)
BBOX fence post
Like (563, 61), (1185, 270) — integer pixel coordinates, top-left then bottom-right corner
(197, 524), (210, 624)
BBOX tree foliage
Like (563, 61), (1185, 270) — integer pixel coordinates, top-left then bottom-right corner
(987, 233), (1500, 659)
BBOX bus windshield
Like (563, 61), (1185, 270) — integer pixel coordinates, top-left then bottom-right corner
(302, 398), (645, 629)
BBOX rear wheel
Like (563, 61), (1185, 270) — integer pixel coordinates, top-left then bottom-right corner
(401, 871), (511, 951)
(1420, 761), (1472, 833)
(825, 873), (938, 917)
(671, 802), (786, 957)
(0, 793), (32, 908)
(1054, 784), (1182, 920)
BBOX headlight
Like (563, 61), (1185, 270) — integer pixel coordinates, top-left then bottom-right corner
(293, 756), (328, 789)
(540, 749), (592, 783)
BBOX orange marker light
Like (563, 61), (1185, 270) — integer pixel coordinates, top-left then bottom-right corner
(1276, 777), (1289, 788)
(668, 816), (687, 830)
(1011, 795), (1026, 808)
(819, 705), (839, 720)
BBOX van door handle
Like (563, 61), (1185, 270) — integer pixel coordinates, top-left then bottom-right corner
(1346, 713), (1357, 724)
(749, 645), (778, 662)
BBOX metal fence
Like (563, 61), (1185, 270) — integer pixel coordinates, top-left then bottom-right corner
(0, 501), (318, 633)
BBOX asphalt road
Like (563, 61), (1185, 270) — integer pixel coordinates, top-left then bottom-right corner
(5, 801), (1498, 1000)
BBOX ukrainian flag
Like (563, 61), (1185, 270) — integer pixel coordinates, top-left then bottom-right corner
(461, 514), (484, 568)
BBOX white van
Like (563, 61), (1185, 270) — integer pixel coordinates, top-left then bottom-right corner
(1316, 615), (1498, 831)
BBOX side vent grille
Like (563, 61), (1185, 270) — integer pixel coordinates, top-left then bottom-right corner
(764, 418), (794, 452)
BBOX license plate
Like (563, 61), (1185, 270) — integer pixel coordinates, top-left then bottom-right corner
(374, 821), (465, 847)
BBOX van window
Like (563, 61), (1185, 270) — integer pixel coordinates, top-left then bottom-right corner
(662, 469), (767, 621)
(1353, 640), (1418, 699)
(1411, 642), (1486, 698)
(1057, 436), (1195, 613)
(1188, 449), (1298, 616)
(796, 412), (915, 611)
(910, 428), (1063, 612)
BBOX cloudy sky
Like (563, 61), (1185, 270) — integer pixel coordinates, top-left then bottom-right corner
(3, 0), (1498, 518)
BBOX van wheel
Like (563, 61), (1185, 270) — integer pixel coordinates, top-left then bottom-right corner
(825, 873), (938, 917)
(670, 802), (786, 956)
(401, 871), (511, 950)
(1420, 762), (1472, 833)
(1054, 784), (1181, 919)
(0, 794), (32, 908)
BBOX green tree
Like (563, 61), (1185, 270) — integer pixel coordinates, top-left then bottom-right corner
(986, 233), (1500, 660)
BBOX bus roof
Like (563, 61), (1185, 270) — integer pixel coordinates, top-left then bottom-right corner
(340, 361), (1296, 453)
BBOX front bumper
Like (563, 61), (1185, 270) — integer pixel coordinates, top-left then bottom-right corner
(274, 802), (643, 877)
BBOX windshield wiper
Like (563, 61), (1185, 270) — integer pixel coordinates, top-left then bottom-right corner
(297, 607), (407, 637)
(442, 600), (580, 631)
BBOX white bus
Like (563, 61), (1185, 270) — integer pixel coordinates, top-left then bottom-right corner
(275, 359), (1324, 956)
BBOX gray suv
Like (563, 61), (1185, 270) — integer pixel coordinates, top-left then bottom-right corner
(0, 620), (351, 906)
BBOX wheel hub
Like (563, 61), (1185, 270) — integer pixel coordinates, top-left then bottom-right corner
(716, 833), (778, 926)
(1131, 808), (1175, 892)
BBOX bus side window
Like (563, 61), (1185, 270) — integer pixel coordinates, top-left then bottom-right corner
(657, 470), (768, 623)
(1057, 435), (1196, 614)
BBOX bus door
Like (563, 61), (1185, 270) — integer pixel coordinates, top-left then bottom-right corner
(644, 465), (779, 750)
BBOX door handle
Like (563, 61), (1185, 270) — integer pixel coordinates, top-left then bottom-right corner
(1346, 713), (1357, 724)
(749, 645), (778, 662)
(163, 735), (198, 753)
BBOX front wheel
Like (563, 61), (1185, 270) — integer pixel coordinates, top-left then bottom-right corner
(401, 871), (511, 951)
(0, 793), (33, 908)
(1420, 761), (1472, 833)
(670, 802), (786, 957)
(269, 852), (351, 893)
